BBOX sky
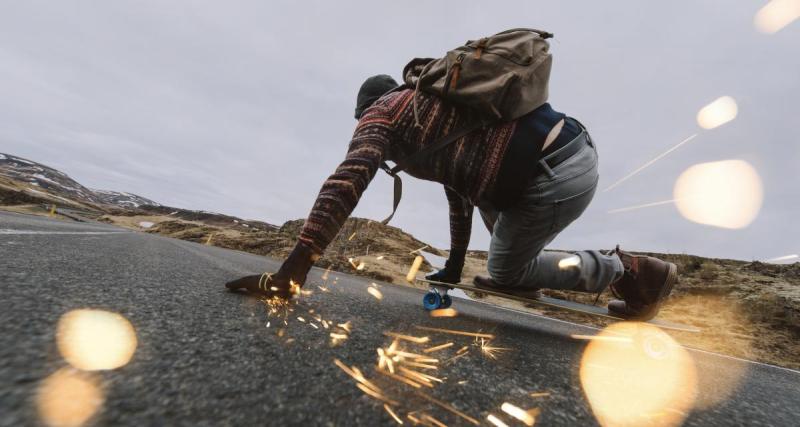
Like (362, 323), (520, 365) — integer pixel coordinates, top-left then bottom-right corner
(1, 1), (797, 262)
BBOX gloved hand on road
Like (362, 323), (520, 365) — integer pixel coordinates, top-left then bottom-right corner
(225, 242), (320, 299)
(424, 248), (466, 284)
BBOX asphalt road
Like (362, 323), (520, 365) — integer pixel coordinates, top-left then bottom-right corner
(1, 211), (799, 426)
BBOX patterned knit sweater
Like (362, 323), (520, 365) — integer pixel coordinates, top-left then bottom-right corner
(297, 88), (518, 255)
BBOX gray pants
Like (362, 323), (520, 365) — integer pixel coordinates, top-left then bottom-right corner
(479, 131), (624, 293)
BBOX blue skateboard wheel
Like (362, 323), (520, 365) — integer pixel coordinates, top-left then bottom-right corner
(440, 294), (452, 309)
(423, 292), (442, 310)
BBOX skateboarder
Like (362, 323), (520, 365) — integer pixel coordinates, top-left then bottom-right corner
(226, 74), (677, 320)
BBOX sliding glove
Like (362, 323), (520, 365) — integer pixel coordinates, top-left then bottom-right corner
(424, 249), (466, 284)
(225, 242), (319, 298)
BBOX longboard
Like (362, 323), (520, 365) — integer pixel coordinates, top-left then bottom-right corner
(416, 278), (700, 333)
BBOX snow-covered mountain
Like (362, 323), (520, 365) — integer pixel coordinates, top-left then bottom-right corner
(0, 153), (159, 209)
(92, 189), (159, 209)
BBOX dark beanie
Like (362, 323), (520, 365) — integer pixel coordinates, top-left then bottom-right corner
(355, 74), (399, 119)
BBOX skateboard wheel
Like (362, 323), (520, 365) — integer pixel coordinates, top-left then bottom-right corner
(440, 294), (452, 309)
(423, 292), (442, 310)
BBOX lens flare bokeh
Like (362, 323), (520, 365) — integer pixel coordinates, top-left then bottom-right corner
(696, 96), (738, 130)
(56, 309), (138, 371)
(580, 322), (698, 427)
(673, 159), (763, 229)
(37, 368), (104, 427)
(754, 0), (800, 33)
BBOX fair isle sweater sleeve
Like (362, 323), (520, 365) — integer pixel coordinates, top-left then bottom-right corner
(297, 106), (394, 254)
(444, 185), (473, 252)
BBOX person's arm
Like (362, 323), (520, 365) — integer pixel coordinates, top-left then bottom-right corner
(226, 105), (394, 297)
(426, 186), (472, 283)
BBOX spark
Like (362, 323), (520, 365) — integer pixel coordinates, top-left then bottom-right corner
(338, 322), (352, 333)
(289, 280), (301, 296)
(607, 198), (677, 214)
(402, 361), (438, 370)
(602, 133), (697, 192)
(378, 368), (423, 388)
(399, 366), (442, 385)
(410, 245), (429, 255)
(529, 392), (550, 398)
(571, 334), (633, 343)
(696, 96), (738, 129)
(406, 256), (424, 282)
(368, 287), (384, 300)
(377, 255), (385, 260)
(475, 338), (510, 360)
(321, 267), (331, 281)
(413, 357), (439, 364)
(487, 414), (509, 427)
(310, 323), (319, 329)
(349, 258), (366, 270)
(423, 342), (454, 353)
(458, 380), (468, 385)
(266, 322), (270, 328)
(384, 332), (430, 344)
(297, 317), (306, 323)
(317, 285), (329, 292)
(321, 320), (329, 329)
(415, 326), (494, 339)
(501, 402), (535, 426)
(357, 383), (399, 405)
(415, 391), (479, 425)
(384, 404), (404, 425)
(330, 333), (348, 340)
(348, 231), (357, 241)
(430, 308), (458, 317)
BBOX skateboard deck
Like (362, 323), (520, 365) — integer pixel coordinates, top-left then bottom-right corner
(416, 278), (700, 333)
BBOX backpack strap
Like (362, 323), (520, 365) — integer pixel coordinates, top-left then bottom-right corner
(379, 122), (482, 224)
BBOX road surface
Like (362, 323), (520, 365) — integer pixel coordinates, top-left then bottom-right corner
(1, 211), (798, 426)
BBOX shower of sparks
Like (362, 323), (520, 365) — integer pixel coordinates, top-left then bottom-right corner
(571, 334), (633, 343)
(766, 254), (799, 263)
(384, 404), (404, 425)
(430, 308), (458, 317)
(368, 287), (384, 300)
(415, 391), (480, 425)
(501, 402), (535, 426)
(384, 332), (430, 344)
(474, 337), (510, 360)
(423, 342), (454, 353)
(415, 326), (494, 339)
(487, 414), (509, 427)
(607, 199), (676, 214)
(602, 133), (698, 192)
(406, 256), (425, 282)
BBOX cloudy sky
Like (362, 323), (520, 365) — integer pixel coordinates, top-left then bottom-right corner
(1, 1), (797, 261)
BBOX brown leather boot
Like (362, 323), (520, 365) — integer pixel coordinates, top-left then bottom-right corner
(473, 275), (542, 299)
(607, 245), (678, 321)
